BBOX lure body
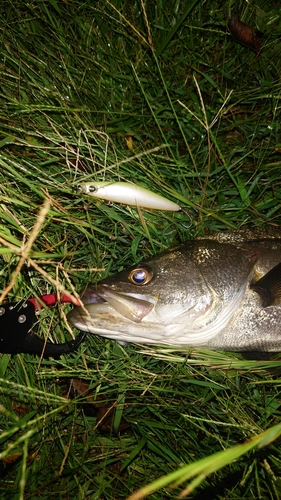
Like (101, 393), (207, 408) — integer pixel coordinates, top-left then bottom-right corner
(76, 182), (181, 211)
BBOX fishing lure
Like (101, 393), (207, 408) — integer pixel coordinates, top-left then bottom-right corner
(76, 181), (181, 211)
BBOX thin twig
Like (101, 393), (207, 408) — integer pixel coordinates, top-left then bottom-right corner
(0, 199), (51, 302)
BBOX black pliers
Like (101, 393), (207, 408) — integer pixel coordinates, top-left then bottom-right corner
(0, 293), (86, 356)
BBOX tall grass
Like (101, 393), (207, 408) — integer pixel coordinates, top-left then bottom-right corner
(1, 1), (281, 498)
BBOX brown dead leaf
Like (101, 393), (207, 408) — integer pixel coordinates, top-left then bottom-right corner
(3, 449), (39, 465)
(229, 12), (262, 51)
(69, 378), (130, 433)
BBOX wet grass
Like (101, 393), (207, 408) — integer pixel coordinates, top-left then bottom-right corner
(1, 0), (281, 498)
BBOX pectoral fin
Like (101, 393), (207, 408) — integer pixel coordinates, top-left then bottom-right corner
(250, 262), (281, 307)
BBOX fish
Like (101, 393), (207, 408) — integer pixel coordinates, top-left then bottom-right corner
(76, 181), (181, 211)
(67, 227), (281, 352)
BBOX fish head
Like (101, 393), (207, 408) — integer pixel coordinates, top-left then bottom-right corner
(67, 242), (258, 345)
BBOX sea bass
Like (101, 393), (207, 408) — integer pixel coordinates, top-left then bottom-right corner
(67, 228), (281, 351)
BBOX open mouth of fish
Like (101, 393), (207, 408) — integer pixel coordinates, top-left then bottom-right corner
(67, 284), (156, 331)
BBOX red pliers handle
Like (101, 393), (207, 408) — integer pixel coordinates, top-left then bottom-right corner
(0, 293), (86, 357)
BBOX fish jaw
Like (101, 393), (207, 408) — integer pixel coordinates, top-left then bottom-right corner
(66, 301), (170, 344)
(67, 285), (157, 334)
(89, 285), (155, 322)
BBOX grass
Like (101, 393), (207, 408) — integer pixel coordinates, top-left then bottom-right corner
(0, 0), (281, 498)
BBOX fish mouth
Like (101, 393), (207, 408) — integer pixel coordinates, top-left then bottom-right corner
(67, 285), (155, 331)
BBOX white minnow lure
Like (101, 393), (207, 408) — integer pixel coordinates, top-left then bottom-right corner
(76, 181), (181, 211)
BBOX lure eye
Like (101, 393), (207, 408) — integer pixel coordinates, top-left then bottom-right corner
(88, 185), (98, 193)
(128, 266), (153, 285)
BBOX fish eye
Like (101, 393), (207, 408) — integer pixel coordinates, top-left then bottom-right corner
(128, 266), (153, 285)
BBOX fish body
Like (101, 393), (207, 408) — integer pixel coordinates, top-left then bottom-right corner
(67, 228), (281, 351)
(76, 181), (181, 211)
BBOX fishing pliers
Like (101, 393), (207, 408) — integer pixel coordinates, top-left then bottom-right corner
(0, 293), (86, 356)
